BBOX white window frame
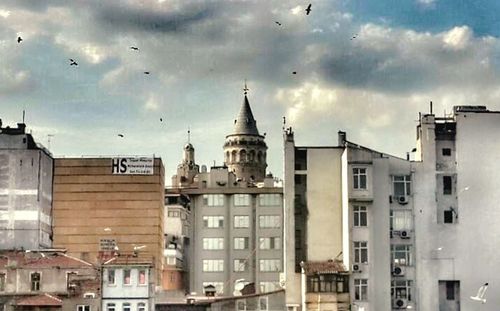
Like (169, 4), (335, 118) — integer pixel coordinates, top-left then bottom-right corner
(106, 303), (116, 311)
(138, 269), (147, 285)
(30, 272), (41, 291)
(259, 259), (281, 272)
(259, 215), (281, 228)
(234, 259), (248, 272)
(353, 167), (367, 190)
(353, 205), (367, 227)
(259, 237), (281, 250)
(393, 175), (411, 198)
(203, 238), (224, 250)
(203, 194), (224, 206)
(202, 259), (224, 272)
(259, 296), (269, 311)
(123, 269), (132, 286)
(203, 216), (224, 228)
(237, 299), (247, 311)
(122, 302), (131, 311)
(234, 215), (250, 228)
(137, 303), (146, 311)
(354, 279), (368, 301)
(390, 210), (413, 231)
(259, 194), (281, 206)
(107, 269), (116, 285)
(391, 245), (413, 266)
(234, 194), (250, 206)
(392, 280), (413, 300)
(234, 237), (249, 250)
(353, 241), (368, 264)
(259, 282), (279, 293)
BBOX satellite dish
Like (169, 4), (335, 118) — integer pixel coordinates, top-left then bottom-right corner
(233, 290), (242, 296)
(235, 282), (245, 291)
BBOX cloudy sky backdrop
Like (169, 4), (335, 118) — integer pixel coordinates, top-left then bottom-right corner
(1, 0), (499, 183)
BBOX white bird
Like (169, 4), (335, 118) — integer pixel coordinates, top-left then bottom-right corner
(470, 283), (488, 303)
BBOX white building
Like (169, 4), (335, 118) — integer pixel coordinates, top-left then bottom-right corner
(284, 105), (500, 311)
(102, 257), (153, 311)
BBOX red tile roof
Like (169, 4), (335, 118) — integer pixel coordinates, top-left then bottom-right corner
(16, 293), (63, 306)
(0, 251), (93, 269)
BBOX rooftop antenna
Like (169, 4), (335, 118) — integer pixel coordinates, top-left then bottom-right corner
(22, 110), (25, 123)
(187, 126), (191, 144)
(430, 101), (433, 114)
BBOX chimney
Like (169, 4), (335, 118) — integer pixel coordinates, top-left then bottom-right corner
(338, 131), (347, 147)
(17, 123), (26, 134)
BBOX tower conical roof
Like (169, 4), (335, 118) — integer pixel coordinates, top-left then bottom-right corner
(232, 95), (260, 135)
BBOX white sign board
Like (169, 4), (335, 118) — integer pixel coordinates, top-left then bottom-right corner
(112, 157), (154, 175)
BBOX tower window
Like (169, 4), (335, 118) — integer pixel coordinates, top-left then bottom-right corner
(443, 176), (452, 195)
(442, 148), (451, 156)
(444, 210), (454, 223)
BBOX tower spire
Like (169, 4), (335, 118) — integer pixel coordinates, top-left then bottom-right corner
(188, 126), (191, 144)
(243, 80), (249, 95)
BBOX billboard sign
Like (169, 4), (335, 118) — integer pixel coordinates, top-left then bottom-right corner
(112, 157), (154, 175)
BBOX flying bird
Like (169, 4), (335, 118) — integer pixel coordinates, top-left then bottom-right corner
(144, 71), (150, 75)
(292, 71), (297, 75)
(160, 118), (163, 122)
(17, 36), (23, 43)
(275, 21), (282, 26)
(305, 3), (312, 15)
(69, 59), (78, 66)
(130, 46), (139, 51)
(350, 34), (358, 40)
(117, 134), (124, 138)
(470, 283), (488, 304)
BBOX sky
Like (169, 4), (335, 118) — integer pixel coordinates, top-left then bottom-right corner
(1, 0), (500, 184)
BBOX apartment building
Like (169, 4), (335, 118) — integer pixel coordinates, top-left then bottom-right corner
(0, 121), (53, 249)
(166, 90), (284, 297)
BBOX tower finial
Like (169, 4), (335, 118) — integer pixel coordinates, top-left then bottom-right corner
(188, 126), (191, 144)
(243, 79), (249, 95)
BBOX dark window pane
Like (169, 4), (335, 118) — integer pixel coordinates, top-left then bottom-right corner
(444, 210), (454, 223)
(443, 176), (452, 195)
(442, 148), (451, 156)
(446, 281), (455, 300)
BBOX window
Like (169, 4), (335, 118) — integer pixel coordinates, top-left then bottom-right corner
(203, 216), (224, 228)
(108, 269), (115, 285)
(137, 303), (146, 311)
(259, 296), (269, 311)
(202, 282), (224, 294)
(234, 237), (249, 250)
(167, 211), (179, 217)
(77, 306), (91, 311)
(122, 302), (131, 311)
(0, 273), (5, 291)
(354, 279), (368, 300)
(391, 245), (413, 266)
(442, 148), (451, 156)
(353, 168), (367, 190)
(259, 259), (280, 272)
(234, 259), (248, 272)
(259, 237), (281, 250)
(166, 256), (176, 265)
(259, 215), (281, 228)
(106, 303), (116, 311)
(260, 282), (280, 293)
(393, 175), (411, 198)
(202, 259), (224, 272)
(443, 176), (452, 195)
(259, 194), (281, 206)
(392, 280), (413, 300)
(353, 206), (367, 227)
(30, 272), (41, 291)
(203, 194), (224, 206)
(390, 210), (413, 231)
(307, 274), (349, 293)
(123, 270), (131, 285)
(234, 215), (250, 228)
(446, 281), (455, 300)
(237, 299), (247, 311)
(444, 210), (454, 224)
(234, 194), (250, 206)
(353, 241), (368, 264)
(138, 269), (146, 285)
(203, 238), (224, 250)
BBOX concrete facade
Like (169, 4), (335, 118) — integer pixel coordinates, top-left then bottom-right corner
(0, 122), (53, 250)
(52, 157), (165, 284)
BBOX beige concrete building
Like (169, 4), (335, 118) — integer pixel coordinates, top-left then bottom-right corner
(52, 157), (165, 283)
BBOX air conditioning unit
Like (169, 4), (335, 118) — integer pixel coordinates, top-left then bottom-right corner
(392, 266), (405, 277)
(393, 298), (408, 309)
(400, 230), (411, 239)
(352, 264), (361, 273)
(397, 196), (409, 205)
